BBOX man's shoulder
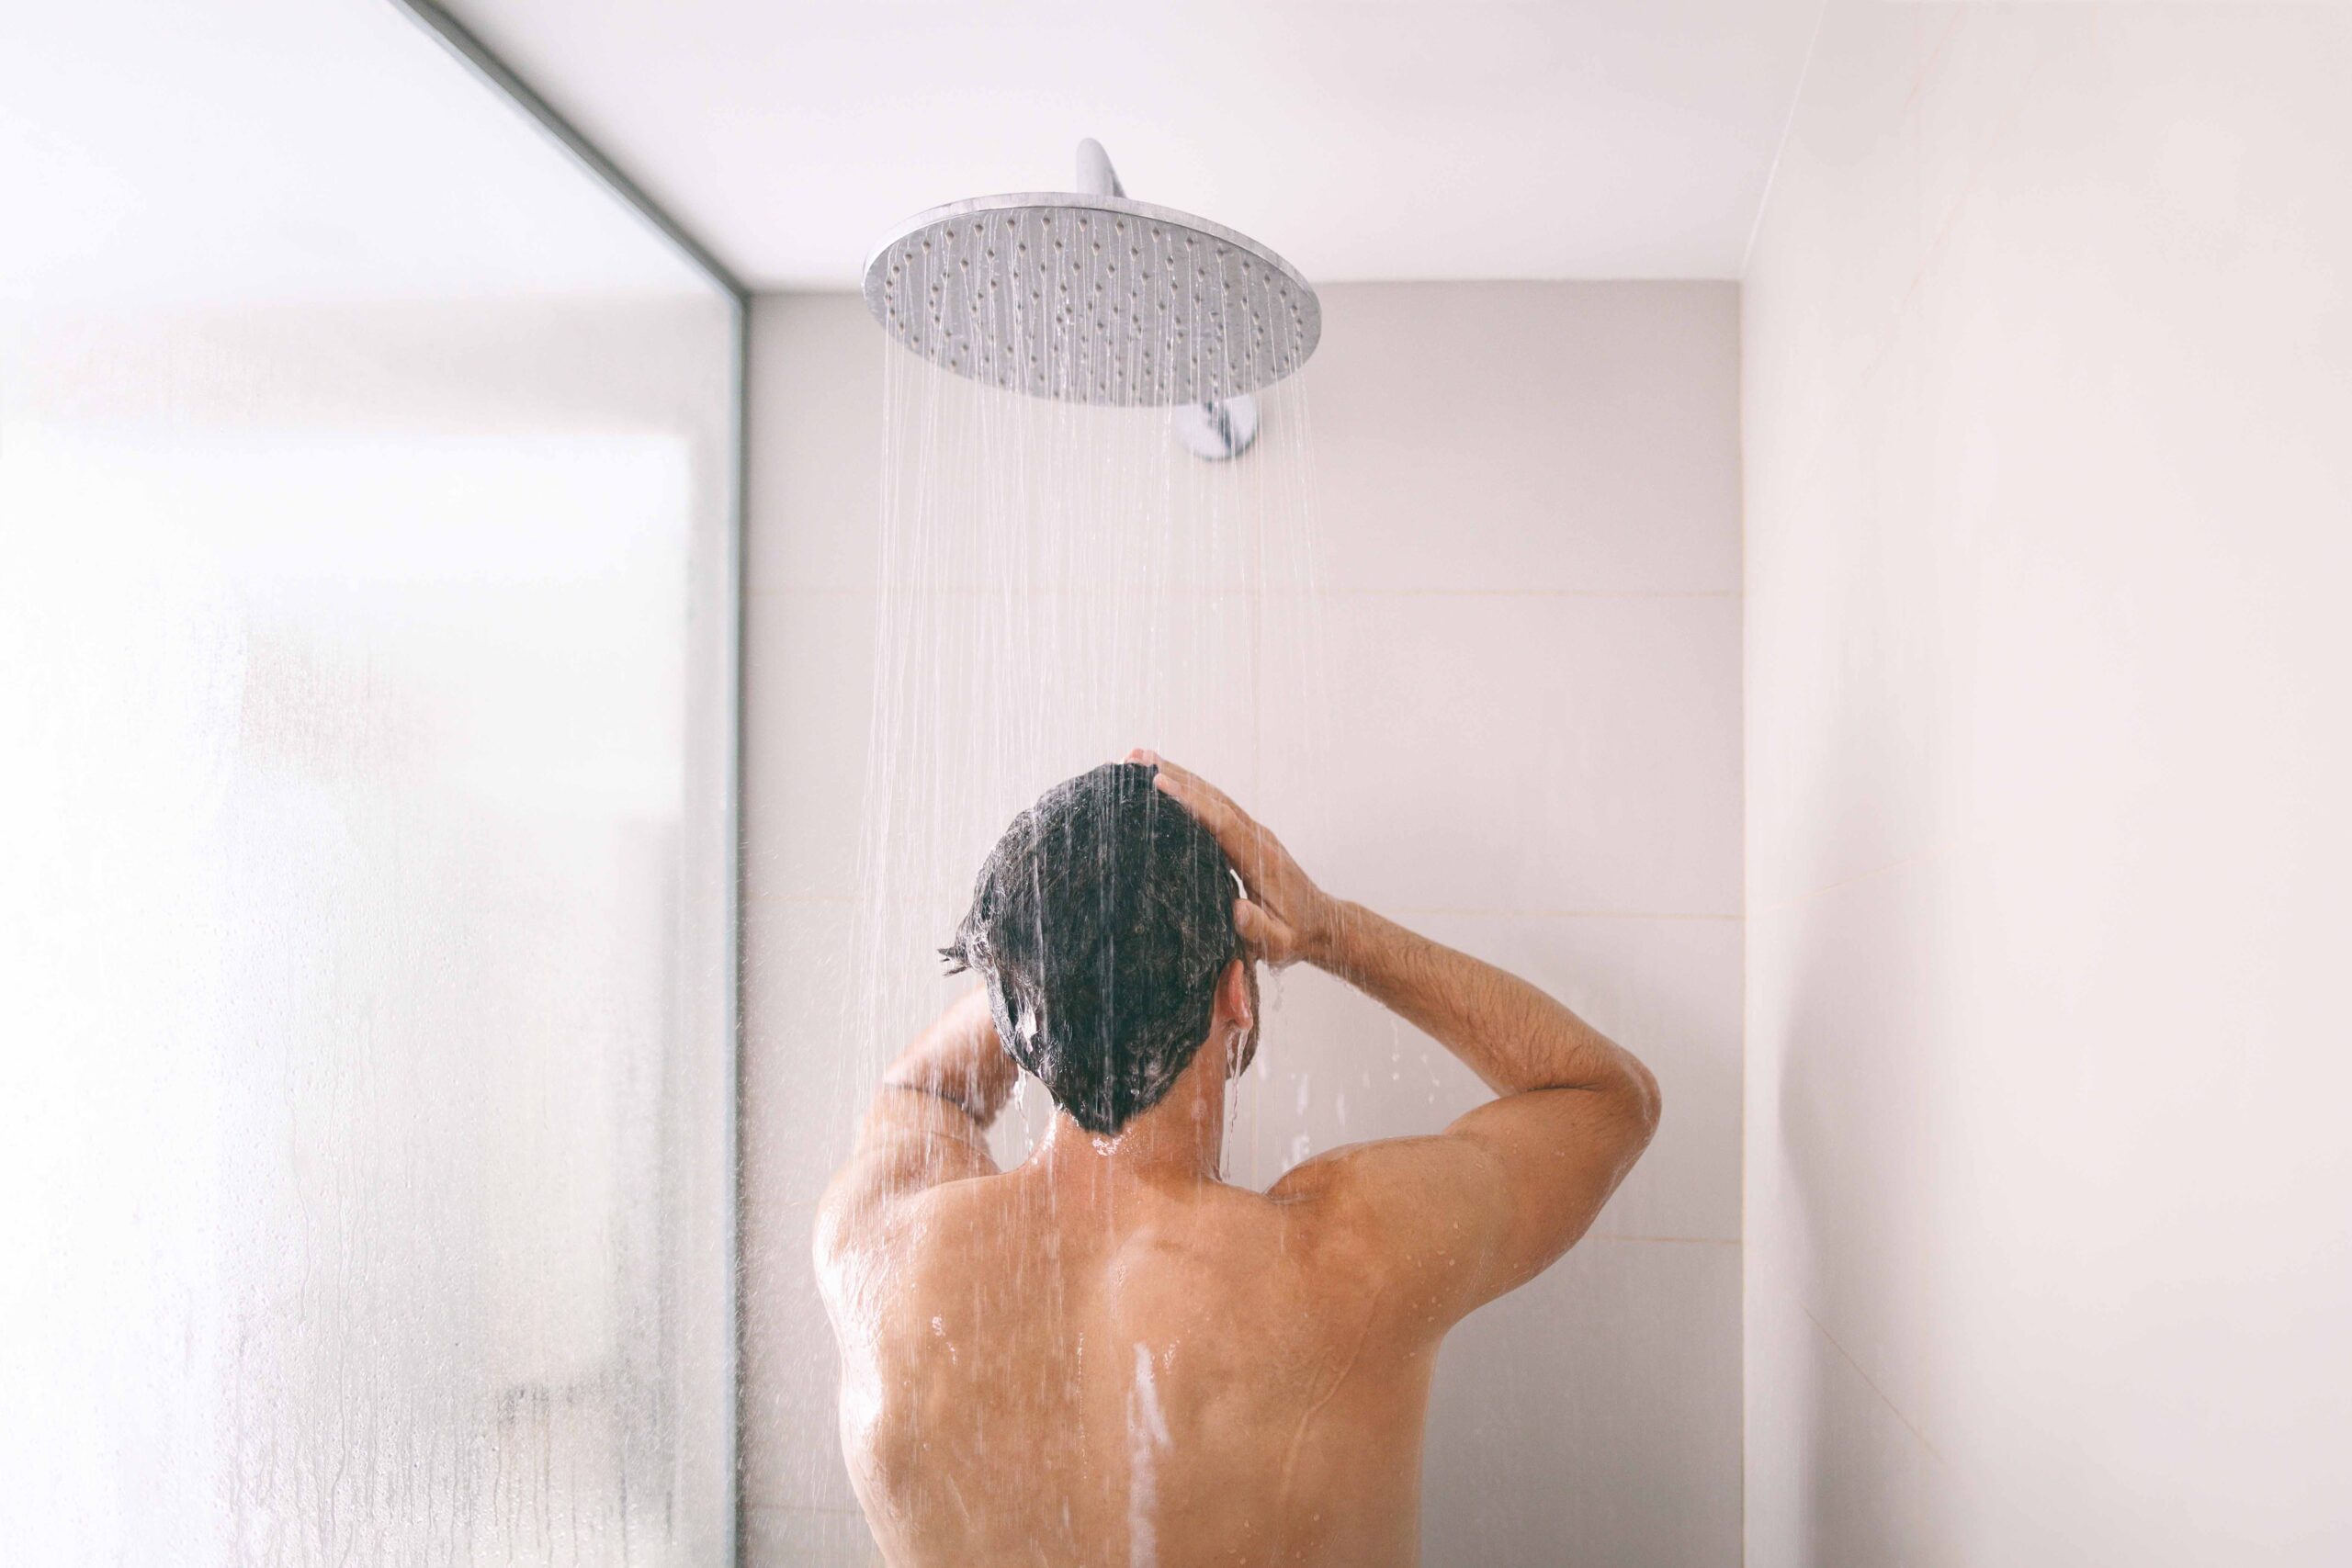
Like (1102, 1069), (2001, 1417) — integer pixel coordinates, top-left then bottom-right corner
(822, 1180), (1046, 1350)
(1264, 1134), (1463, 1222)
(838, 1154), (1018, 1222)
(1260, 1136), (1506, 1299)
(815, 1156), (1014, 1282)
(1204, 1156), (1394, 1283)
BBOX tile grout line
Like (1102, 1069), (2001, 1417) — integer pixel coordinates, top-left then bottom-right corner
(1384, 905), (1741, 922)
(751, 893), (1744, 922)
(740, 584), (1740, 602)
(1331, 588), (1738, 600)
(1797, 1300), (1946, 1467)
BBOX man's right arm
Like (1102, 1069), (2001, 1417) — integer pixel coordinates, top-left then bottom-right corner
(1304, 901), (1661, 1311)
(1141, 753), (1661, 1324)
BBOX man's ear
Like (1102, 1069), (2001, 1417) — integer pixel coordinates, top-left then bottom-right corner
(1216, 957), (1253, 1034)
(1218, 957), (1261, 1079)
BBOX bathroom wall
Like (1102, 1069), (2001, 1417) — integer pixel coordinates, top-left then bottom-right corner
(1742, 6), (2352, 1565)
(741, 281), (1744, 1563)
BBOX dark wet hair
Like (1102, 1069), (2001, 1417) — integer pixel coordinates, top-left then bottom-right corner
(943, 762), (1240, 1135)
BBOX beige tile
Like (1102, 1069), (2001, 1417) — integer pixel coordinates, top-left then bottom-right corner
(1261, 592), (1741, 918)
(746, 294), (888, 596)
(742, 589), (878, 905)
(746, 582), (1269, 905)
(752, 289), (1283, 601)
(856, 395), (1276, 602)
(1306, 282), (1742, 596)
(1421, 1235), (1742, 1567)
(749, 282), (1748, 608)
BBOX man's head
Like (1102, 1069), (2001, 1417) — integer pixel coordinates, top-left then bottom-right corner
(944, 761), (1250, 1136)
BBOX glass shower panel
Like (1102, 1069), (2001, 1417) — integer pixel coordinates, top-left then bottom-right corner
(0, 3), (738, 1562)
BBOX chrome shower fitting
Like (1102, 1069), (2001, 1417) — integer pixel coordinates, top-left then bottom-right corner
(864, 140), (1318, 459)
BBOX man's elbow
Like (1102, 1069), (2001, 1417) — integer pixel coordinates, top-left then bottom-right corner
(810, 1181), (851, 1272)
(1619, 1057), (1663, 1147)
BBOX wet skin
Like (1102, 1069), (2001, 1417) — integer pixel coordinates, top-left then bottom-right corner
(815, 757), (1661, 1567)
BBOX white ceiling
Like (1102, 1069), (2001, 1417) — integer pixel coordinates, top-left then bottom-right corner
(441, 0), (1826, 290)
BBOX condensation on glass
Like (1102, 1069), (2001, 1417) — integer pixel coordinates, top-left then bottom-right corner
(0, 3), (738, 1562)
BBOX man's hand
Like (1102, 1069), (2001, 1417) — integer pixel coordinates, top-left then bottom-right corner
(1128, 750), (1338, 969)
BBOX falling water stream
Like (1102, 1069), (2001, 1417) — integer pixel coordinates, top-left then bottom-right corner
(848, 309), (1335, 1190)
(800, 256), (1350, 1561)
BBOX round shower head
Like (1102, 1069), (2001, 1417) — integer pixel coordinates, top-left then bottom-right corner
(863, 147), (1321, 409)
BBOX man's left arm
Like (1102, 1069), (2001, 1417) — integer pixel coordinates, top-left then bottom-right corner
(823, 987), (1017, 1219)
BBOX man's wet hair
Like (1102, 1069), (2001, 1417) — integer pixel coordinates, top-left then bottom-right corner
(943, 761), (1241, 1135)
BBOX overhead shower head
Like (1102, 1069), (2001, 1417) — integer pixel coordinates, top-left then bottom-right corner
(862, 140), (1322, 412)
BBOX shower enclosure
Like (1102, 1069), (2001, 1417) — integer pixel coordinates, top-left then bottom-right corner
(0, 2), (742, 1561)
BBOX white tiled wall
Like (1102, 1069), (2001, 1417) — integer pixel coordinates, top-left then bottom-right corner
(742, 281), (1744, 1564)
(1743, 6), (2352, 1565)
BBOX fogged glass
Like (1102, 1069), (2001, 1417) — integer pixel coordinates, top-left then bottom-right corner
(0, 4), (737, 1562)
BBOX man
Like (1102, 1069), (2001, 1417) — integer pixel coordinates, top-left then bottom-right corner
(816, 754), (1661, 1567)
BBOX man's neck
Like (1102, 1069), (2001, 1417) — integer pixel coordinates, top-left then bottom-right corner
(1030, 1047), (1228, 1188)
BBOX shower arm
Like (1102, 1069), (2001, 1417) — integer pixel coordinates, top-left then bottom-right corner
(1077, 138), (1125, 198)
(1076, 137), (1262, 461)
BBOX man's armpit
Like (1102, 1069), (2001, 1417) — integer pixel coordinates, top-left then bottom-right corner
(879, 1078), (984, 1119)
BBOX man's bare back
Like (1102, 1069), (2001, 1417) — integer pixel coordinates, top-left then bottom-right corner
(825, 1135), (1437, 1565)
(817, 757), (1659, 1567)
